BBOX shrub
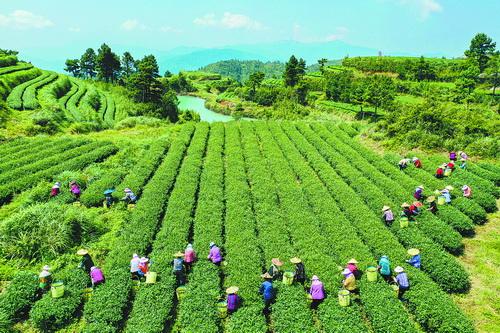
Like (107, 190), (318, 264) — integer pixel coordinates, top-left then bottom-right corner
(0, 271), (38, 322)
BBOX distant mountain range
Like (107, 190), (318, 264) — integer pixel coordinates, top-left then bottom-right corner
(18, 40), (450, 74)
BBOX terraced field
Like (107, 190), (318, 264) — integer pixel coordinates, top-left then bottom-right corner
(0, 121), (497, 333)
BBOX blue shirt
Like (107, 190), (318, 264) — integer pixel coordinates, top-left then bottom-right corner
(396, 272), (409, 288)
(408, 255), (421, 268)
(443, 192), (451, 203)
(259, 281), (274, 300)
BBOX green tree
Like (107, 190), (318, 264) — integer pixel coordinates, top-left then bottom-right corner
(318, 58), (328, 75)
(246, 71), (265, 94)
(127, 55), (163, 103)
(485, 53), (500, 95)
(415, 56), (436, 81)
(295, 80), (308, 105)
(64, 59), (81, 77)
(121, 51), (136, 78)
(325, 70), (354, 102)
(465, 33), (497, 72)
(283, 55), (306, 87)
(80, 48), (97, 79)
(366, 75), (395, 112)
(96, 43), (121, 82)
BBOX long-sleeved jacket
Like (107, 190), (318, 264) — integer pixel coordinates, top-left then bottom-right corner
(343, 274), (356, 291)
(382, 210), (394, 222)
(79, 254), (94, 274)
(207, 246), (222, 263)
(227, 294), (240, 311)
(268, 264), (282, 281)
(407, 254), (421, 268)
(259, 281), (274, 300)
(442, 192), (451, 203)
(414, 188), (423, 200)
(90, 268), (105, 284)
(184, 249), (196, 263)
(172, 258), (184, 272)
(294, 263), (306, 282)
(378, 257), (391, 276)
(463, 187), (471, 198)
(396, 272), (409, 288)
(130, 257), (140, 273)
(309, 280), (325, 300)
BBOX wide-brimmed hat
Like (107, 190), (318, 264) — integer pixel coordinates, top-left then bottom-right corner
(413, 201), (423, 208)
(39, 270), (51, 278)
(311, 275), (319, 281)
(209, 242), (216, 248)
(426, 196), (436, 203)
(347, 258), (358, 264)
(104, 189), (115, 195)
(342, 268), (351, 275)
(53, 182), (61, 189)
(261, 272), (272, 279)
(226, 286), (239, 294)
(140, 257), (149, 263)
(290, 257), (302, 264)
(417, 185), (424, 189)
(394, 266), (404, 273)
(440, 163), (447, 168)
(133, 253), (139, 258)
(173, 251), (184, 257)
(42, 265), (51, 271)
(70, 180), (76, 185)
(77, 249), (88, 256)
(407, 248), (420, 256)
(412, 157), (418, 162)
(382, 205), (390, 211)
(271, 258), (283, 266)
(462, 185), (469, 190)
(445, 185), (454, 191)
(124, 188), (132, 193)
(401, 202), (410, 208)
(91, 266), (97, 271)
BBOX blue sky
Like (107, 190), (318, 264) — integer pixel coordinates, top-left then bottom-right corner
(1, 0), (499, 58)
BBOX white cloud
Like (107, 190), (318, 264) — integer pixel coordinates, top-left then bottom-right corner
(194, 12), (264, 30)
(69, 26), (81, 32)
(399, 0), (442, 18)
(120, 19), (148, 31)
(160, 26), (182, 33)
(325, 26), (349, 41)
(0, 10), (53, 29)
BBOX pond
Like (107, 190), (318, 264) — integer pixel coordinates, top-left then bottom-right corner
(177, 95), (237, 122)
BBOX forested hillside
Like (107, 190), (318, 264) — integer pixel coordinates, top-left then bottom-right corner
(200, 60), (285, 82)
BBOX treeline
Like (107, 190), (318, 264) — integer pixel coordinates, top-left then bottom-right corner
(343, 56), (467, 81)
(200, 60), (285, 82)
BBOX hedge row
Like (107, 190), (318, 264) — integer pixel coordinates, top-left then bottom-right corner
(103, 93), (115, 124)
(269, 123), (474, 332)
(0, 139), (85, 174)
(252, 122), (379, 332)
(176, 123), (224, 333)
(309, 123), (468, 247)
(222, 124), (267, 333)
(0, 67), (41, 100)
(286, 123), (470, 293)
(0, 142), (117, 205)
(0, 62), (33, 75)
(0, 271), (38, 325)
(0, 56), (17, 68)
(240, 122), (319, 333)
(328, 125), (489, 225)
(260, 122), (420, 332)
(466, 163), (499, 185)
(6, 71), (51, 109)
(29, 269), (88, 331)
(0, 138), (53, 164)
(82, 125), (195, 331)
(124, 123), (209, 332)
(66, 81), (87, 121)
(58, 79), (79, 113)
(22, 72), (58, 110)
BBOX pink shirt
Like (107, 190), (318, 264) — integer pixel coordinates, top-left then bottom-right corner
(184, 249), (196, 263)
(463, 187), (471, 197)
(90, 268), (104, 283)
(207, 246), (222, 263)
(309, 280), (325, 300)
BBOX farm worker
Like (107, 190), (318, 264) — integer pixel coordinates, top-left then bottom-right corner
(426, 196), (438, 214)
(122, 188), (137, 204)
(103, 189), (114, 208)
(130, 253), (141, 279)
(449, 151), (457, 161)
(398, 158), (410, 170)
(413, 185), (424, 200)
(50, 182), (61, 197)
(226, 286), (240, 314)
(138, 257), (149, 277)
(401, 203), (413, 220)
(90, 266), (105, 287)
(309, 275), (325, 310)
(441, 189), (452, 204)
(342, 268), (357, 293)
(435, 165), (445, 179)
(447, 161), (455, 170)
(412, 157), (422, 168)
(381, 206), (394, 226)
(462, 185), (472, 198)
(184, 244), (196, 272)
(458, 151), (468, 161)
(38, 265), (52, 292)
(459, 158), (467, 170)
(346, 258), (361, 279)
(394, 266), (410, 300)
(290, 257), (306, 285)
(77, 249), (95, 274)
(410, 202), (422, 216)
(207, 242), (222, 266)
(172, 252), (186, 287)
(259, 273), (275, 315)
(70, 181), (81, 199)
(378, 255), (392, 283)
(268, 258), (283, 281)
(406, 248), (421, 269)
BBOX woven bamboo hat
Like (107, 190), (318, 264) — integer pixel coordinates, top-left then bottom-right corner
(407, 248), (420, 256)
(394, 266), (404, 273)
(226, 286), (239, 294)
(401, 202), (410, 208)
(382, 205), (391, 211)
(347, 258), (358, 264)
(290, 257), (302, 264)
(261, 272), (272, 279)
(271, 258), (283, 266)
(445, 185), (454, 191)
(173, 251), (184, 257)
(426, 196), (436, 203)
(77, 249), (88, 256)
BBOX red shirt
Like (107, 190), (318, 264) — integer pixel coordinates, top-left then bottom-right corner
(414, 160), (422, 168)
(436, 168), (444, 175)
